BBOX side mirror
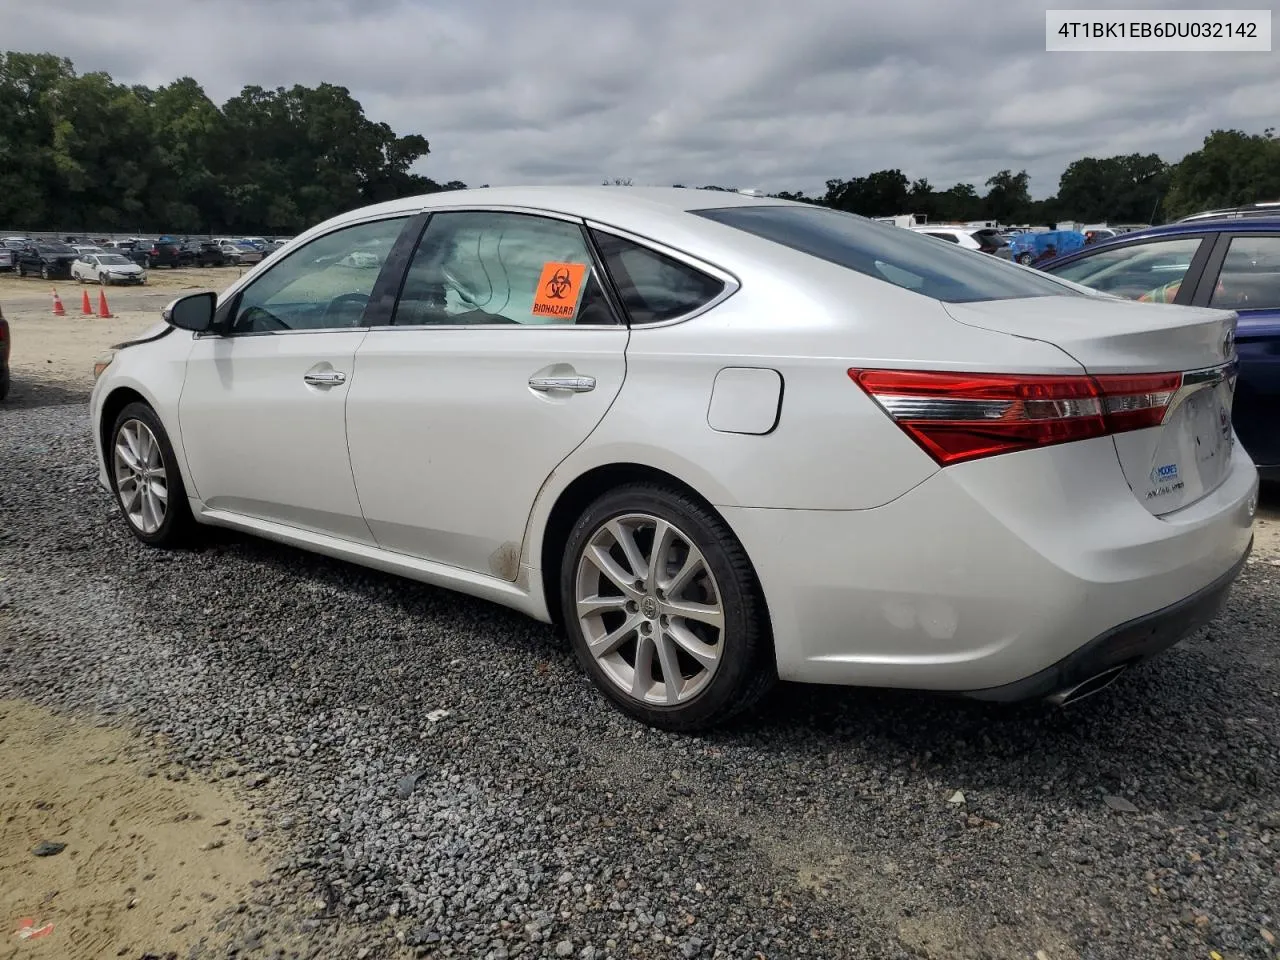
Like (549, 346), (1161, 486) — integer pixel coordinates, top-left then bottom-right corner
(163, 291), (216, 332)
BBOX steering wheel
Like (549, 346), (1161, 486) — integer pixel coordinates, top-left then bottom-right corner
(321, 292), (371, 326)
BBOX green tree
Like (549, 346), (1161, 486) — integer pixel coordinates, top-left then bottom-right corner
(983, 169), (1031, 222)
(1057, 153), (1169, 223)
(1164, 129), (1280, 220)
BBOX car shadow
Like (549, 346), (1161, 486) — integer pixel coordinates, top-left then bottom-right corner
(2, 376), (91, 410)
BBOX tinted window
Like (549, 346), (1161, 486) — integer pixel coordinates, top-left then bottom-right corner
(694, 205), (1075, 303)
(1210, 236), (1280, 311)
(1047, 237), (1205, 302)
(972, 229), (1007, 248)
(39, 243), (74, 254)
(99, 255), (131, 265)
(229, 216), (408, 334)
(394, 211), (617, 326)
(589, 230), (725, 324)
(924, 232), (961, 243)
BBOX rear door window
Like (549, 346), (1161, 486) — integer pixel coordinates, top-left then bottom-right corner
(1208, 235), (1280, 311)
(1046, 236), (1207, 302)
(588, 230), (726, 324)
(694, 205), (1076, 303)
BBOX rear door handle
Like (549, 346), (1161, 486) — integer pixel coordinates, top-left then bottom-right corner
(304, 370), (347, 387)
(528, 376), (596, 393)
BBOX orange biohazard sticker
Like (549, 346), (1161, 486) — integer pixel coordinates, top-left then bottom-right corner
(533, 262), (588, 320)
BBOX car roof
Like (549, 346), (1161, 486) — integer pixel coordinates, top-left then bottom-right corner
(1087, 217), (1280, 243)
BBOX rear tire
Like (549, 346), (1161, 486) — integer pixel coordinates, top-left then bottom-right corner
(560, 483), (775, 731)
(107, 402), (195, 547)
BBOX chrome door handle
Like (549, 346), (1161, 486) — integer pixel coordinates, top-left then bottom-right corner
(528, 376), (596, 393)
(304, 370), (347, 387)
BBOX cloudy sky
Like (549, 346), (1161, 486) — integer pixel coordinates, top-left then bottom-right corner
(8, 0), (1277, 198)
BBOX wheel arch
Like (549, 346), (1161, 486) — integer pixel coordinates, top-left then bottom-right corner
(97, 380), (196, 497)
(533, 461), (772, 639)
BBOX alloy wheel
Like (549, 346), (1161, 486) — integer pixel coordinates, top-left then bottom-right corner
(574, 513), (725, 705)
(113, 419), (169, 535)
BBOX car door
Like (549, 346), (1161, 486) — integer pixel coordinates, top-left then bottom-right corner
(1190, 231), (1280, 471)
(1044, 234), (1216, 303)
(177, 214), (414, 541)
(344, 208), (629, 577)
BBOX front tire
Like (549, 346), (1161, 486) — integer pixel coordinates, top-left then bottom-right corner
(560, 483), (775, 731)
(108, 402), (194, 547)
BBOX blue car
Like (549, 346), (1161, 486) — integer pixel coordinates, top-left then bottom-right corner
(1040, 219), (1280, 479)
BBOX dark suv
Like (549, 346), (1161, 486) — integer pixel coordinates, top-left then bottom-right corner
(16, 241), (78, 279)
(146, 239), (194, 269)
(182, 240), (229, 267)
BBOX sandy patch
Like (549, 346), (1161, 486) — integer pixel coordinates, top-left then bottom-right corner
(3, 313), (160, 385)
(0, 700), (267, 960)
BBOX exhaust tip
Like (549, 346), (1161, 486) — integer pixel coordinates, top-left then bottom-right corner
(1049, 664), (1129, 706)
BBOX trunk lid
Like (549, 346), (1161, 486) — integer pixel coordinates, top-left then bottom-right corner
(943, 296), (1242, 516)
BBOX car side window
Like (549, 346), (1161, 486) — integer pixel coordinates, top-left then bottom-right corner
(228, 217), (408, 335)
(1209, 236), (1280, 311)
(393, 211), (617, 326)
(925, 232), (961, 243)
(1047, 237), (1205, 302)
(588, 230), (725, 324)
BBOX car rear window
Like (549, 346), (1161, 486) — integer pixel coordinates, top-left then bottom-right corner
(694, 205), (1077, 303)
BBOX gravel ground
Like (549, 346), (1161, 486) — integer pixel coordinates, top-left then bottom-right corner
(2, 389), (1279, 960)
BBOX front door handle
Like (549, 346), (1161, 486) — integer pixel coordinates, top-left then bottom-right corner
(528, 375), (596, 393)
(304, 370), (347, 387)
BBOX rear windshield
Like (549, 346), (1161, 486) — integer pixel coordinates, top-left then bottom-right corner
(694, 205), (1077, 303)
(971, 228), (1007, 248)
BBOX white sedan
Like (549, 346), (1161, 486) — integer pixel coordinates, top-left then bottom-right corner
(88, 187), (1258, 730)
(72, 253), (147, 286)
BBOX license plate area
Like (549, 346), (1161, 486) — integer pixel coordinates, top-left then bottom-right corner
(1113, 364), (1238, 517)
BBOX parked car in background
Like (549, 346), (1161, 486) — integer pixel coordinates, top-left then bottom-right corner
(101, 240), (152, 267)
(0, 304), (10, 403)
(72, 252), (148, 286)
(0, 247), (12, 272)
(72, 244), (107, 257)
(182, 240), (229, 267)
(911, 225), (1012, 259)
(146, 238), (193, 269)
(219, 241), (263, 265)
(89, 187), (1256, 730)
(1039, 218), (1280, 479)
(16, 240), (79, 279)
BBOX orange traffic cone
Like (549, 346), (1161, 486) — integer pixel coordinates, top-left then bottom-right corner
(81, 290), (93, 316)
(97, 290), (113, 319)
(51, 288), (66, 317)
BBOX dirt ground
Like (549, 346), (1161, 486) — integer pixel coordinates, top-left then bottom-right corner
(0, 267), (244, 387)
(0, 700), (267, 960)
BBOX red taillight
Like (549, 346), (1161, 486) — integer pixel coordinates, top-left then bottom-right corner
(848, 368), (1181, 466)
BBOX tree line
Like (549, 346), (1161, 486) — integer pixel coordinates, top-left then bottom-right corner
(2, 50), (1277, 235)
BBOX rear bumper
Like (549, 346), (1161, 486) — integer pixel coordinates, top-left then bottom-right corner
(962, 538), (1251, 701)
(722, 436), (1258, 692)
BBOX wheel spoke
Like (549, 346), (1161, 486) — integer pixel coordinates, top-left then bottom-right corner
(662, 598), (724, 631)
(630, 634), (655, 699)
(115, 440), (140, 472)
(151, 479), (169, 503)
(585, 544), (642, 598)
(653, 633), (683, 704)
(588, 615), (641, 658)
(607, 519), (648, 582)
(576, 594), (628, 619)
(667, 622), (719, 670)
(645, 519), (676, 592)
(662, 550), (703, 597)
